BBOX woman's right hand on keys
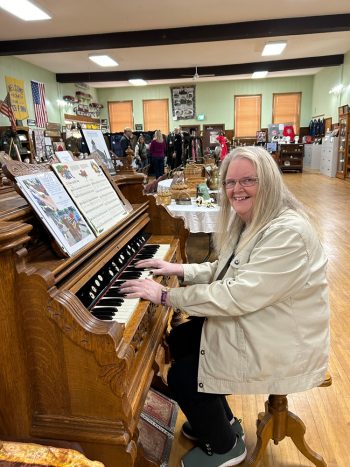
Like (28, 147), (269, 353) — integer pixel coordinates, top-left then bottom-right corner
(135, 259), (184, 278)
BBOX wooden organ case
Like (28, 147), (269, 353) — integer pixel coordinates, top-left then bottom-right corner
(0, 159), (189, 467)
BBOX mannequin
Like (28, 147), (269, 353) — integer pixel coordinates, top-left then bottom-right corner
(216, 130), (228, 160)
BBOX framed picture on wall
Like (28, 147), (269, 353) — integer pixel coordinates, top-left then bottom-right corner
(256, 131), (267, 143)
(171, 86), (196, 120)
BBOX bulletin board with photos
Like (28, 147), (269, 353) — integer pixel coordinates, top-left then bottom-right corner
(171, 86), (196, 120)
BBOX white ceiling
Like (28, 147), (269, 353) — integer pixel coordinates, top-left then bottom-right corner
(1, 0), (350, 87)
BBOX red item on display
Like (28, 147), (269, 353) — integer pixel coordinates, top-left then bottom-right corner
(283, 125), (295, 141)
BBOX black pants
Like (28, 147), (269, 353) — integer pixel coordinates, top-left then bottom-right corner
(167, 317), (235, 454)
(152, 156), (165, 179)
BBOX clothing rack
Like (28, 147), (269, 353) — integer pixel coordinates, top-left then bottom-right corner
(311, 113), (325, 119)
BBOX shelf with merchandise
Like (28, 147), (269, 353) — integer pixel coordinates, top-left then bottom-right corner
(0, 125), (35, 163)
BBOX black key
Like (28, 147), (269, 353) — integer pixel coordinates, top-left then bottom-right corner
(93, 306), (118, 313)
(98, 298), (123, 306)
(92, 315), (114, 321)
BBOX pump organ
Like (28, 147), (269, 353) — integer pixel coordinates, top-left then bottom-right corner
(0, 159), (189, 467)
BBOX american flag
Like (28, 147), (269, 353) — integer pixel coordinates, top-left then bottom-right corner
(0, 93), (16, 129)
(31, 80), (48, 128)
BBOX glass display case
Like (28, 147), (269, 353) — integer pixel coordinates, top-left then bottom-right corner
(336, 112), (350, 179)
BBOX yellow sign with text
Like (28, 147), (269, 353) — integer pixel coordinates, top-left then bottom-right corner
(5, 76), (28, 121)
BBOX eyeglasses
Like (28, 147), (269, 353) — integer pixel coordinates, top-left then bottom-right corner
(223, 177), (259, 189)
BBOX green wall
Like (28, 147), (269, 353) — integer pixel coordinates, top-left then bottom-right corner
(1, 51), (350, 132)
(0, 56), (61, 126)
(0, 56), (98, 128)
(97, 76), (314, 132)
(311, 50), (350, 123)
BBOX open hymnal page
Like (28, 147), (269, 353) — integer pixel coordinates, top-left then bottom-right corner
(16, 171), (96, 256)
(52, 160), (128, 236)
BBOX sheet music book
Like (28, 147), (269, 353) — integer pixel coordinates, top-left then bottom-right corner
(16, 172), (96, 256)
(55, 150), (74, 163)
(52, 160), (128, 236)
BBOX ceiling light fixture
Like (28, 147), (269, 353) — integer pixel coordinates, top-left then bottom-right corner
(262, 41), (287, 56)
(128, 79), (148, 86)
(89, 55), (119, 67)
(252, 71), (268, 79)
(0, 0), (51, 20)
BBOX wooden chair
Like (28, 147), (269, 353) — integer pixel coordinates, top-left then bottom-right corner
(247, 373), (332, 466)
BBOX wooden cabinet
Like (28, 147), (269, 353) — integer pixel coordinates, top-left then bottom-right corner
(0, 126), (35, 163)
(278, 144), (304, 172)
(336, 113), (350, 179)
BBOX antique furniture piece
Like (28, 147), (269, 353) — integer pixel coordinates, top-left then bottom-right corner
(0, 125), (35, 163)
(248, 374), (332, 466)
(0, 160), (189, 467)
(0, 440), (104, 466)
(335, 111), (350, 179)
(278, 143), (304, 172)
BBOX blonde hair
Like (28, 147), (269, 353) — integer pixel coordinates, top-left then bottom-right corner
(154, 130), (164, 143)
(214, 146), (310, 255)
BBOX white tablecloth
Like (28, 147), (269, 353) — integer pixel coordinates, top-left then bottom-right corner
(157, 178), (173, 191)
(165, 199), (220, 233)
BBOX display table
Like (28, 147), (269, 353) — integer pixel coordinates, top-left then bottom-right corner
(157, 178), (173, 190)
(158, 178), (220, 234)
(165, 199), (220, 233)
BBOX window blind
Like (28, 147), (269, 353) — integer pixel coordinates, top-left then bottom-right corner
(108, 101), (133, 132)
(234, 95), (261, 137)
(143, 99), (169, 134)
(273, 93), (301, 134)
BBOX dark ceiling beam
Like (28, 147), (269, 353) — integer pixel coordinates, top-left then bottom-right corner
(1, 14), (350, 55)
(56, 55), (344, 83)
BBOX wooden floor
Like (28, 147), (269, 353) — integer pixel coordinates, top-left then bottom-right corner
(168, 172), (350, 467)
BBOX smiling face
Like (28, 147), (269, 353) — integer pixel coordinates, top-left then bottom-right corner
(225, 158), (258, 223)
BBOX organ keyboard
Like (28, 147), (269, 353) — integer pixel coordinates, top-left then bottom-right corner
(78, 233), (171, 324)
(0, 159), (189, 467)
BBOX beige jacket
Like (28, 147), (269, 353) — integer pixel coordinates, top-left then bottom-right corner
(169, 209), (330, 395)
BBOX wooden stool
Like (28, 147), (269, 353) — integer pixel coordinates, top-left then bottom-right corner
(247, 373), (332, 466)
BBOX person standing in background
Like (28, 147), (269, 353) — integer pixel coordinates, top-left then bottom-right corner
(120, 127), (133, 157)
(134, 134), (149, 169)
(150, 130), (166, 179)
(173, 127), (183, 168)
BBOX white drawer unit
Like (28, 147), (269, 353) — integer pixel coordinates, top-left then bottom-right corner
(320, 136), (338, 177)
(304, 144), (322, 171)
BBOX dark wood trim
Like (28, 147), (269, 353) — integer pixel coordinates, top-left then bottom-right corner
(1, 15), (349, 56)
(202, 124), (225, 149)
(56, 55), (344, 83)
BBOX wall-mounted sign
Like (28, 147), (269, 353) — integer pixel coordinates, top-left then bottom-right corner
(135, 124), (143, 130)
(197, 114), (205, 121)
